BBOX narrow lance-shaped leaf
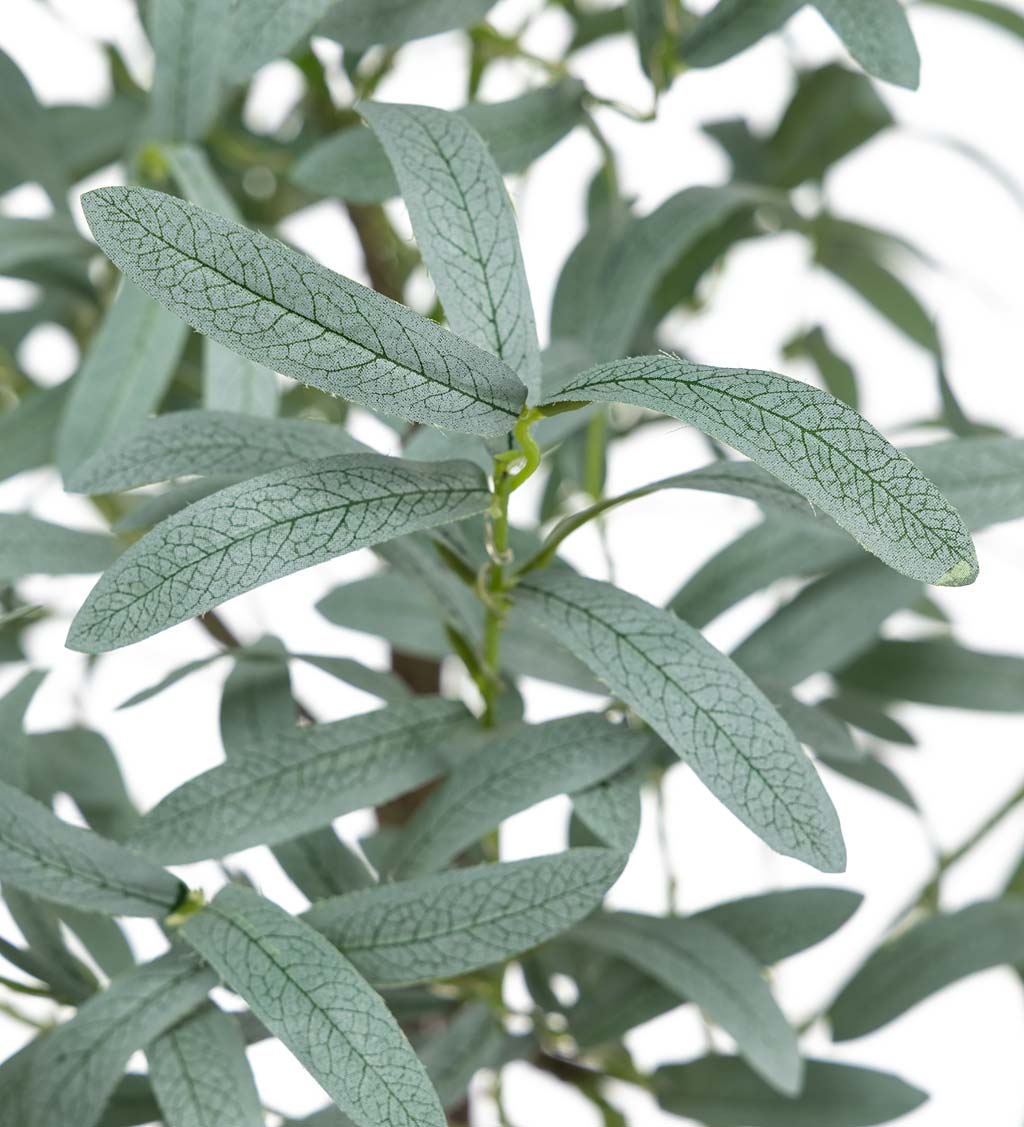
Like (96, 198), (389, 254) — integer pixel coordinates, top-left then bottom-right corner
(0, 778), (185, 917)
(0, 48), (68, 207)
(514, 570), (845, 872)
(68, 453), (490, 653)
(0, 514), (121, 580)
(56, 280), (190, 476)
(293, 80), (586, 205)
(573, 911), (803, 1094)
(1, 887), (97, 1004)
(417, 1003), (511, 1112)
(544, 355), (978, 586)
(361, 102), (541, 396)
(223, 0), (335, 86)
(838, 639), (1024, 712)
(129, 697), (472, 863)
(654, 1055), (928, 1127)
(831, 898), (1024, 1041)
(164, 144), (281, 415)
(147, 0), (232, 142)
(385, 714), (655, 876)
(304, 850), (628, 987)
(67, 409), (365, 494)
(0, 384), (68, 486)
(0, 669), (45, 790)
(812, 0), (920, 89)
(315, 0), (497, 49)
(0, 216), (90, 273)
(82, 187), (525, 435)
(572, 760), (646, 851)
(181, 883), (447, 1127)
(148, 1006), (264, 1127)
(21, 950), (216, 1127)
(680, 0), (804, 67)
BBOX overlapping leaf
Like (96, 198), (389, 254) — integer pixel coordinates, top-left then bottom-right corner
(514, 570), (845, 872)
(82, 187), (525, 435)
(315, 0), (498, 49)
(68, 454), (490, 652)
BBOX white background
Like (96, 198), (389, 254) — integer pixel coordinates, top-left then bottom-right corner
(2, 0), (1024, 1123)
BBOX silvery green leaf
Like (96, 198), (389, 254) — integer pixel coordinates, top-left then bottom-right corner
(417, 1002), (509, 1111)
(53, 905), (135, 979)
(0, 385), (68, 485)
(822, 692), (916, 746)
(910, 436), (1024, 530)
(68, 409), (365, 494)
(754, 685), (862, 764)
(732, 559), (921, 687)
(402, 427), (492, 473)
(113, 476), (238, 533)
(812, 0), (920, 89)
(82, 186), (525, 434)
(0, 217), (90, 273)
(0, 514), (120, 581)
(148, 1006), (263, 1127)
(549, 186), (758, 366)
(361, 102), (540, 396)
(81, 184), (520, 430)
(784, 324), (859, 408)
(129, 697), (471, 862)
(68, 454), (490, 652)
(822, 753), (917, 810)
(386, 715), (654, 876)
(293, 80), (585, 205)
(304, 849), (627, 987)
(315, 0), (497, 49)
(574, 912), (803, 1093)
(56, 280), (190, 476)
(181, 883), (446, 1127)
(147, 0), (232, 141)
(838, 639), (1024, 711)
(275, 827), (377, 900)
(222, 0), (335, 84)
(831, 898), (1024, 1040)
(28, 728), (140, 840)
(0, 669), (45, 789)
(0, 778), (184, 917)
(514, 570), (845, 872)
(22, 950), (216, 1127)
(296, 653), (410, 703)
(654, 1055), (928, 1126)
(163, 144), (282, 415)
(668, 518), (857, 628)
(2, 887), (97, 1004)
(572, 760), (646, 851)
(680, 0), (804, 67)
(0, 48), (68, 207)
(545, 356), (978, 586)
(97, 1075), (161, 1127)
(47, 98), (143, 186)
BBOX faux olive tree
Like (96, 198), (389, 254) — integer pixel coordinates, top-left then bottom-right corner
(1, 2), (1023, 1125)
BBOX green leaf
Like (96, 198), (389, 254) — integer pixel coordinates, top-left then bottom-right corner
(275, 827), (378, 900)
(67, 409), (364, 494)
(838, 639), (1024, 711)
(628, 0), (674, 88)
(22, 950), (216, 1127)
(0, 48), (68, 207)
(0, 215), (91, 274)
(417, 1002), (510, 1111)
(654, 1055), (928, 1126)
(544, 356), (978, 586)
(163, 144), (282, 416)
(148, 1006), (264, 1127)
(573, 912), (802, 1093)
(0, 514), (120, 581)
(129, 697), (471, 862)
(54, 905), (135, 979)
(56, 280), (190, 476)
(68, 453), (490, 652)
(923, 0), (1024, 40)
(1, 887), (98, 1004)
(732, 559), (921, 687)
(821, 753), (917, 809)
(572, 761), (646, 851)
(223, 0), (335, 85)
(0, 385), (68, 485)
(315, 0), (497, 49)
(812, 0), (920, 89)
(181, 883), (446, 1127)
(385, 715), (655, 876)
(97, 1075), (161, 1127)
(514, 570), (845, 872)
(361, 102), (540, 396)
(911, 436), (1024, 530)
(114, 477), (233, 533)
(0, 669), (46, 789)
(81, 187), (526, 435)
(755, 684), (863, 764)
(28, 727), (140, 840)
(0, 778), (184, 917)
(822, 691), (916, 745)
(680, 0), (804, 67)
(783, 324), (859, 408)
(304, 849), (627, 986)
(831, 897), (1024, 1040)
(293, 80), (585, 205)
(147, 0), (232, 141)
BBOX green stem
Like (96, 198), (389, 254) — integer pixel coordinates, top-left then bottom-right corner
(0, 974), (52, 999)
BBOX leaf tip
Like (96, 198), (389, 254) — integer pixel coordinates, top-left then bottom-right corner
(935, 558), (978, 588)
